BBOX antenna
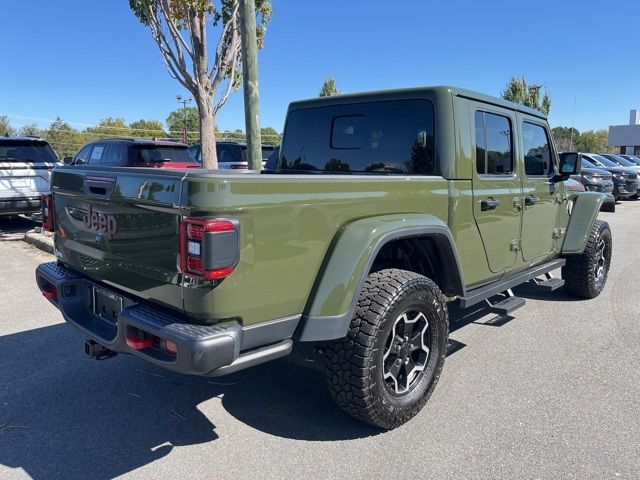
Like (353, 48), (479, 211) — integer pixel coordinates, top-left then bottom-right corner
(569, 96), (577, 150)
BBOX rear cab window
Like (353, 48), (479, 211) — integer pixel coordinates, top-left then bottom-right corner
(280, 99), (435, 174)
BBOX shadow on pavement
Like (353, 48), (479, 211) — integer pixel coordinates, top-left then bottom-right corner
(0, 323), (380, 480)
(0, 215), (39, 241)
(1, 281), (582, 478)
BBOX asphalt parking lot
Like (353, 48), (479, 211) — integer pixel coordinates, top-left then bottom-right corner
(0, 204), (638, 480)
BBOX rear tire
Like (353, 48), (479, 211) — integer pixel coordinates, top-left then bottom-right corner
(325, 269), (448, 429)
(562, 220), (612, 299)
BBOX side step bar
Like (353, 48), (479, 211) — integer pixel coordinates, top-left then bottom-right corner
(533, 274), (565, 292)
(486, 289), (526, 315)
(459, 258), (566, 309)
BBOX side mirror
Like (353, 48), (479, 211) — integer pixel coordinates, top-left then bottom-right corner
(556, 152), (580, 181)
(63, 156), (74, 164)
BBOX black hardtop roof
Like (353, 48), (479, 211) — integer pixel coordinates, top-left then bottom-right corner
(288, 85), (547, 120)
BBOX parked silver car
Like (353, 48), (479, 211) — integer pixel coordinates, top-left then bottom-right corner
(0, 136), (60, 216)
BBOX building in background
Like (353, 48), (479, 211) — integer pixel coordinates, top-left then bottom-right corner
(609, 110), (640, 154)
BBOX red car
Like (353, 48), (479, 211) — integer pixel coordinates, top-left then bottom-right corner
(64, 138), (200, 169)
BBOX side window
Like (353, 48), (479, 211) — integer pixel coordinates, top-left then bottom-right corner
(88, 145), (105, 164)
(475, 111), (513, 175)
(280, 99), (435, 175)
(522, 123), (551, 176)
(188, 145), (200, 162)
(74, 145), (92, 165)
(103, 144), (126, 165)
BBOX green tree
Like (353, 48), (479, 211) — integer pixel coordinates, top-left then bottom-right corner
(551, 126), (580, 152)
(42, 117), (82, 159)
(129, 0), (272, 169)
(260, 126), (280, 144)
(576, 129), (614, 153)
(86, 117), (131, 137)
(0, 115), (15, 136)
(166, 107), (200, 134)
(19, 123), (42, 137)
(501, 76), (551, 115)
(319, 75), (341, 97)
(130, 119), (167, 138)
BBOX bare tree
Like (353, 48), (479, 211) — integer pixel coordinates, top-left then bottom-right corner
(130, 0), (271, 168)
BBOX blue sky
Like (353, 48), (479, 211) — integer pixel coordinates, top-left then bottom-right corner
(2, 0), (639, 134)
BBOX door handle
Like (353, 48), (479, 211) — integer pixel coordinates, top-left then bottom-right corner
(524, 195), (540, 207)
(480, 198), (501, 211)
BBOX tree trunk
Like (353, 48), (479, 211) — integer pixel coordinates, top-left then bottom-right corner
(197, 97), (218, 170)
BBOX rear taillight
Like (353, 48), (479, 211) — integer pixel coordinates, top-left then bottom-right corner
(41, 193), (54, 232)
(180, 217), (239, 281)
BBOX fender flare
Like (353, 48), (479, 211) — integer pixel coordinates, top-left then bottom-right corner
(562, 192), (609, 255)
(297, 214), (465, 342)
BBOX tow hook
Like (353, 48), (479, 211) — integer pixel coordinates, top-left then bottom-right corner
(84, 339), (118, 360)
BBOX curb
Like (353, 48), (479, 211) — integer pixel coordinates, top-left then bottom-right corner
(23, 230), (54, 255)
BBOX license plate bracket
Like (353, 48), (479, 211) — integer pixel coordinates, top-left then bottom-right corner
(93, 287), (123, 323)
(10, 178), (32, 188)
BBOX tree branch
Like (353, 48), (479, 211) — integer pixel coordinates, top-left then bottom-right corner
(213, 36), (240, 115)
(144, 2), (195, 91)
(210, 0), (240, 81)
(159, 0), (194, 66)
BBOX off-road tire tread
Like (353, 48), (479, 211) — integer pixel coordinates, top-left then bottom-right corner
(324, 268), (448, 429)
(562, 220), (611, 299)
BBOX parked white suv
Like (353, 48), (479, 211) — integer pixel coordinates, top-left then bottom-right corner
(189, 141), (275, 169)
(0, 136), (60, 216)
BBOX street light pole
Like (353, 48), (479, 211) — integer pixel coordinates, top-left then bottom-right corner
(239, 0), (262, 170)
(176, 95), (192, 144)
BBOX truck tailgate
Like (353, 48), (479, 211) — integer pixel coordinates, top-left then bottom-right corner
(51, 167), (185, 313)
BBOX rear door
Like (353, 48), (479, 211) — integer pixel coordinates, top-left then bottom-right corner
(471, 106), (523, 273)
(518, 118), (558, 261)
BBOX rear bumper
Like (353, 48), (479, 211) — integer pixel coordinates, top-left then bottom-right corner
(0, 196), (41, 215)
(35, 262), (297, 376)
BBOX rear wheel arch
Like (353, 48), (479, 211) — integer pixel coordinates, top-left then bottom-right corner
(297, 217), (464, 342)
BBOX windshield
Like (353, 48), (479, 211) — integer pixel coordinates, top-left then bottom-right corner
(0, 140), (58, 163)
(588, 155), (618, 168)
(581, 158), (596, 168)
(132, 146), (193, 163)
(605, 155), (634, 167)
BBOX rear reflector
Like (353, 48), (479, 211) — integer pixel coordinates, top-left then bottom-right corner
(165, 340), (178, 355)
(42, 286), (57, 299)
(203, 266), (235, 280)
(126, 335), (154, 350)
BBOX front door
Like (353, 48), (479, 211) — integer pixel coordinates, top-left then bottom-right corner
(519, 119), (558, 261)
(472, 107), (523, 273)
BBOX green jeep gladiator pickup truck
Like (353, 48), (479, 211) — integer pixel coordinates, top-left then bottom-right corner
(36, 86), (613, 429)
